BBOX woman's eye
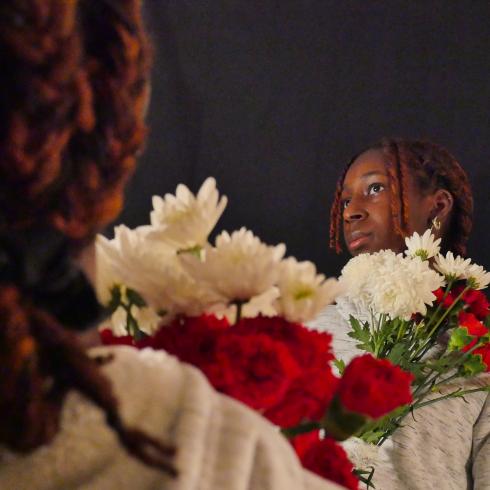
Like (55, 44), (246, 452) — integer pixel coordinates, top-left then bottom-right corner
(341, 198), (351, 209)
(367, 183), (385, 195)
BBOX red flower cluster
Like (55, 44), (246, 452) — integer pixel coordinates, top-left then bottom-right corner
(291, 431), (359, 490)
(433, 284), (490, 321)
(101, 315), (338, 419)
(459, 311), (490, 371)
(336, 354), (414, 419)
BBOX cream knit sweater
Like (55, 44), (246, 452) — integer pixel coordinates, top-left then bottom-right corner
(308, 302), (490, 490)
(0, 346), (342, 490)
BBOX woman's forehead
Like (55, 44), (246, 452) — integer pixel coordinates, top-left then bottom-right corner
(342, 149), (389, 190)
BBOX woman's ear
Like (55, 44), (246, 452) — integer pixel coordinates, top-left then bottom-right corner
(428, 189), (454, 231)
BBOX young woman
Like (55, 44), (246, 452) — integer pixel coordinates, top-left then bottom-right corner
(0, 2), (341, 489)
(310, 138), (489, 490)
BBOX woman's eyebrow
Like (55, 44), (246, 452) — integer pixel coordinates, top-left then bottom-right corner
(342, 171), (387, 192)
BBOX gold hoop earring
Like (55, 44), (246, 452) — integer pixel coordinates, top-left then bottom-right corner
(431, 216), (441, 231)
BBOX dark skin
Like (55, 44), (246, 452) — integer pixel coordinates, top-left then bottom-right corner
(341, 149), (454, 256)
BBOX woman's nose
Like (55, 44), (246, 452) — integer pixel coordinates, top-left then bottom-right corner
(343, 199), (368, 222)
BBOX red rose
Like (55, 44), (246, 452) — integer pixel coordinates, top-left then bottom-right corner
(213, 332), (300, 410)
(99, 328), (136, 346)
(291, 431), (359, 490)
(264, 368), (339, 428)
(336, 354), (414, 419)
(459, 311), (489, 352)
(234, 316), (334, 368)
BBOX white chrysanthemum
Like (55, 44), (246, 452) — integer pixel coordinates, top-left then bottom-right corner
(340, 250), (444, 319)
(370, 253), (444, 319)
(150, 177), (227, 249)
(339, 252), (382, 306)
(95, 225), (172, 306)
(96, 225), (221, 317)
(274, 257), (343, 323)
(180, 227), (286, 303)
(434, 251), (472, 281)
(405, 229), (441, 260)
(464, 263), (490, 290)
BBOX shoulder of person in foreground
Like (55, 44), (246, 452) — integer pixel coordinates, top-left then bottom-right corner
(0, 345), (342, 490)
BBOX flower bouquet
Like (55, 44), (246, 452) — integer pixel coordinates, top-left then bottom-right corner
(338, 230), (490, 445)
(96, 178), (416, 489)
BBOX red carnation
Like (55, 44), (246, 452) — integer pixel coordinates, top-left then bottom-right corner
(459, 311), (489, 352)
(453, 285), (490, 320)
(433, 288), (456, 309)
(291, 431), (358, 490)
(265, 368), (339, 428)
(473, 344), (490, 372)
(148, 314), (230, 366)
(234, 316), (334, 368)
(336, 354), (414, 419)
(213, 332), (300, 410)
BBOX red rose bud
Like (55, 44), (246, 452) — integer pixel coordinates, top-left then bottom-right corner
(334, 354), (414, 420)
(291, 431), (359, 490)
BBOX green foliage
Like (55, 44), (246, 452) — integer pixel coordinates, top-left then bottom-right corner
(333, 358), (346, 375)
(448, 327), (473, 352)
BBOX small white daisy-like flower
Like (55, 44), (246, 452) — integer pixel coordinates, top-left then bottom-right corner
(434, 251), (472, 281)
(274, 257), (343, 323)
(464, 263), (490, 290)
(180, 227), (286, 303)
(404, 229), (441, 260)
(150, 177), (227, 250)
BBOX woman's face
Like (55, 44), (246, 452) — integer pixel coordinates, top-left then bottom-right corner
(341, 149), (435, 256)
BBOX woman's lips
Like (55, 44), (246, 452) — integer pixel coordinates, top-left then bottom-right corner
(348, 234), (370, 251)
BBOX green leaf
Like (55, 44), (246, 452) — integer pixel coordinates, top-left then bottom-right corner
(387, 343), (406, 365)
(126, 288), (147, 308)
(448, 327), (473, 352)
(348, 316), (371, 345)
(107, 284), (122, 312)
(460, 354), (486, 376)
(333, 358), (346, 374)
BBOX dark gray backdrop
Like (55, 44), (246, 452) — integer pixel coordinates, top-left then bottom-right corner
(117, 1), (490, 277)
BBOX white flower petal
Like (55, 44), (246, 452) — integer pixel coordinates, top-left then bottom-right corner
(434, 252), (472, 281)
(180, 227), (285, 303)
(274, 257), (343, 323)
(150, 177), (227, 249)
(405, 229), (441, 260)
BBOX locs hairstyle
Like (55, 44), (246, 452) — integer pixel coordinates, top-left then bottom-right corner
(329, 138), (474, 257)
(0, 0), (175, 475)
